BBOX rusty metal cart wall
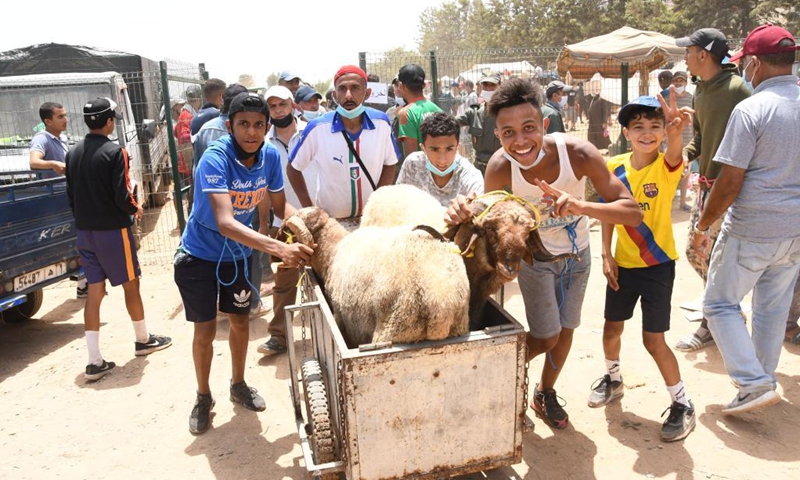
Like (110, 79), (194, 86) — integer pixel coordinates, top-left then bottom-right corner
(286, 268), (528, 480)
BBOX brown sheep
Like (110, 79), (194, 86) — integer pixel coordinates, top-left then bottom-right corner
(361, 186), (577, 328)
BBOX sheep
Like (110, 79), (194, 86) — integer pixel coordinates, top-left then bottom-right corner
(282, 207), (470, 348)
(361, 185), (577, 328)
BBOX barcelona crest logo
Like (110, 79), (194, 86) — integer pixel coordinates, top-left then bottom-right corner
(642, 183), (658, 198)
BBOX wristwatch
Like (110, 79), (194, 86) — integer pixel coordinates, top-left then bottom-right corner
(693, 221), (710, 236)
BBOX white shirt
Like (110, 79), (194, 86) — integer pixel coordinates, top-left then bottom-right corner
(289, 108), (399, 219)
(266, 119), (319, 226)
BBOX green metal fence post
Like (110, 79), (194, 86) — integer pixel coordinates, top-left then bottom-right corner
(159, 60), (186, 233)
(429, 50), (439, 107)
(358, 52), (367, 73)
(199, 62), (209, 81)
(619, 62), (629, 153)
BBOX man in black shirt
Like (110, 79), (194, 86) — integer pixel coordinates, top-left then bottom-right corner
(66, 97), (172, 382)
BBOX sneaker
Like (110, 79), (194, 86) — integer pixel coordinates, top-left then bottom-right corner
(76, 285), (88, 299)
(134, 333), (173, 356)
(531, 385), (569, 429)
(588, 374), (624, 408)
(722, 389), (780, 415)
(85, 360), (116, 381)
(674, 330), (715, 352)
(257, 337), (287, 356)
(660, 400), (696, 442)
(189, 392), (215, 435)
(230, 381), (266, 411)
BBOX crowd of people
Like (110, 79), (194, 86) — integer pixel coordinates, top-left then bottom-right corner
(30, 23), (800, 445)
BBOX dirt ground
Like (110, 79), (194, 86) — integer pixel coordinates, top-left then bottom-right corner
(2, 199), (799, 480)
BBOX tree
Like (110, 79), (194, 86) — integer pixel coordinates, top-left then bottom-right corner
(313, 79), (332, 97)
(672, 0), (798, 40)
(266, 72), (280, 87)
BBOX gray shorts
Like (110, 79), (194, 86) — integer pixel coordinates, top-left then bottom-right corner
(518, 246), (591, 339)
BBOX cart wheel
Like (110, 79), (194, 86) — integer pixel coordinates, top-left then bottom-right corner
(301, 358), (338, 480)
(1, 289), (43, 323)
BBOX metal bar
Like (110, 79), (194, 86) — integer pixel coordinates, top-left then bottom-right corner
(165, 74), (206, 84)
(620, 63), (629, 153)
(429, 50), (439, 108)
(358, 52), (367, 72)
(159, 60), (186, 233)
(285, 306), (302, 418)
(357, 341), (392, 352)
(295, 417), (346, 477)
(199, 63), (209, 81)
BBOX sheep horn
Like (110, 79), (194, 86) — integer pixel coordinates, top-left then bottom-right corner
(282, 216), (314, 246)
(413, 225), (447, 242)
(461, 231), (480, 257)
(527, 229), (579, 263)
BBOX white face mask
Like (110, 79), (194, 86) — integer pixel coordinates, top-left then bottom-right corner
(674, 86), (686, 94)
(503, 147), (545, 170)
(558, 96), (568, 107)
(395, 96), (406, 107)
(481, 90), (494, 102)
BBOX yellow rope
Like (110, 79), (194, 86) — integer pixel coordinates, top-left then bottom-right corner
(470, 190), (541, 229)
(295, 268), (307, 288)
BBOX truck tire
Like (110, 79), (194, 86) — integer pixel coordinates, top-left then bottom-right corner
(301, 358), (339, 480)
(1, 289), (44, 323)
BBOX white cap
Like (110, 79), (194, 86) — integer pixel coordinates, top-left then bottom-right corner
(264, 85), (293, 101)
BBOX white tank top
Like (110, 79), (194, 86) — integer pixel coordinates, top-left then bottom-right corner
(509, 132), (590, 255)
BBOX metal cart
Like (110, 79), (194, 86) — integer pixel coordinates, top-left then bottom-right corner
(286, 268), (529, 480)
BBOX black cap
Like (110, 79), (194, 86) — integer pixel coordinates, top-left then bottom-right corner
(228, 92), (268, 119)
(221, 84), (249, 114)
(398, 64), (425, 89)
(676, 28), (730, 58)
(83, 97), (123, 121)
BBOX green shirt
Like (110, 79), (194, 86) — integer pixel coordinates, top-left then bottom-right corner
(542, 100), (566, 134)
(682, 64), (750, 187)
(455, 104), (501, 166)
(397, 98), (443, 143)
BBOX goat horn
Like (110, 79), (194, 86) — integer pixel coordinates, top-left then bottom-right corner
(283, 216), (314, 246)
(413, 225), (447, 242)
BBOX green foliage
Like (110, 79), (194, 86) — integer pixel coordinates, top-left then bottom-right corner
(414, 0), (797, 51)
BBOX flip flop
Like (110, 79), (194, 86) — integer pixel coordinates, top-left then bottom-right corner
(674, 332), (715, 352)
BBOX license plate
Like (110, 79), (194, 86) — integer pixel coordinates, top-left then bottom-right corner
(13, 262), (67, 292)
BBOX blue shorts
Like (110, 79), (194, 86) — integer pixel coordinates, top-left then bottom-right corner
(518, 246), (591, 339)
(76, 227), (141, 287)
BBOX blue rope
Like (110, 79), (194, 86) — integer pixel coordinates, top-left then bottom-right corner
(216, 238), (264, 309)
(548, 221), (582, 372)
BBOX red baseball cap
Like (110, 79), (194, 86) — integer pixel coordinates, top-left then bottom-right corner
(730, 23), (799, 61)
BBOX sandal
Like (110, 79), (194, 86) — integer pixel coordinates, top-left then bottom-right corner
(785, 329), (800, 345)
(674, 331), (715, 352)
(680, 204), (692, 212)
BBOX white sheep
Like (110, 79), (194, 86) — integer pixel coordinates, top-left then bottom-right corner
(282, 207), (470, 348)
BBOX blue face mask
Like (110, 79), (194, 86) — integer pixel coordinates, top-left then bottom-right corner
(336, 103), (365, 119)
(742, 58), (755, 91)
(425, 158), (459, 177)
(303, 109), (322, 121)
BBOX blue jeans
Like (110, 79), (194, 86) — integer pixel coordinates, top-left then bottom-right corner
(704, 232), (800, 393)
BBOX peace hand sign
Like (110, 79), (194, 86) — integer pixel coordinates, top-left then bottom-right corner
(534, 178), (584, 218)
(657, 86), (694, 138)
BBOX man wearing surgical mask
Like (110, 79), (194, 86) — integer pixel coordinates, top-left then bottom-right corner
(541, 81), (571, 134)
(288, 65), (399, 222)
(455, 74), (502, 174)
(295, 85), (326, 122)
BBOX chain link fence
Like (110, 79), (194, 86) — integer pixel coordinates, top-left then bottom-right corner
(0, 45), (206, 266)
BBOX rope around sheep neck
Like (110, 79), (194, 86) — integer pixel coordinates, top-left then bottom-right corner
(470, 190), (542, 228)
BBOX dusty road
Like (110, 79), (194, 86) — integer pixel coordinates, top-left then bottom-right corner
(1, 203), (799, 480)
